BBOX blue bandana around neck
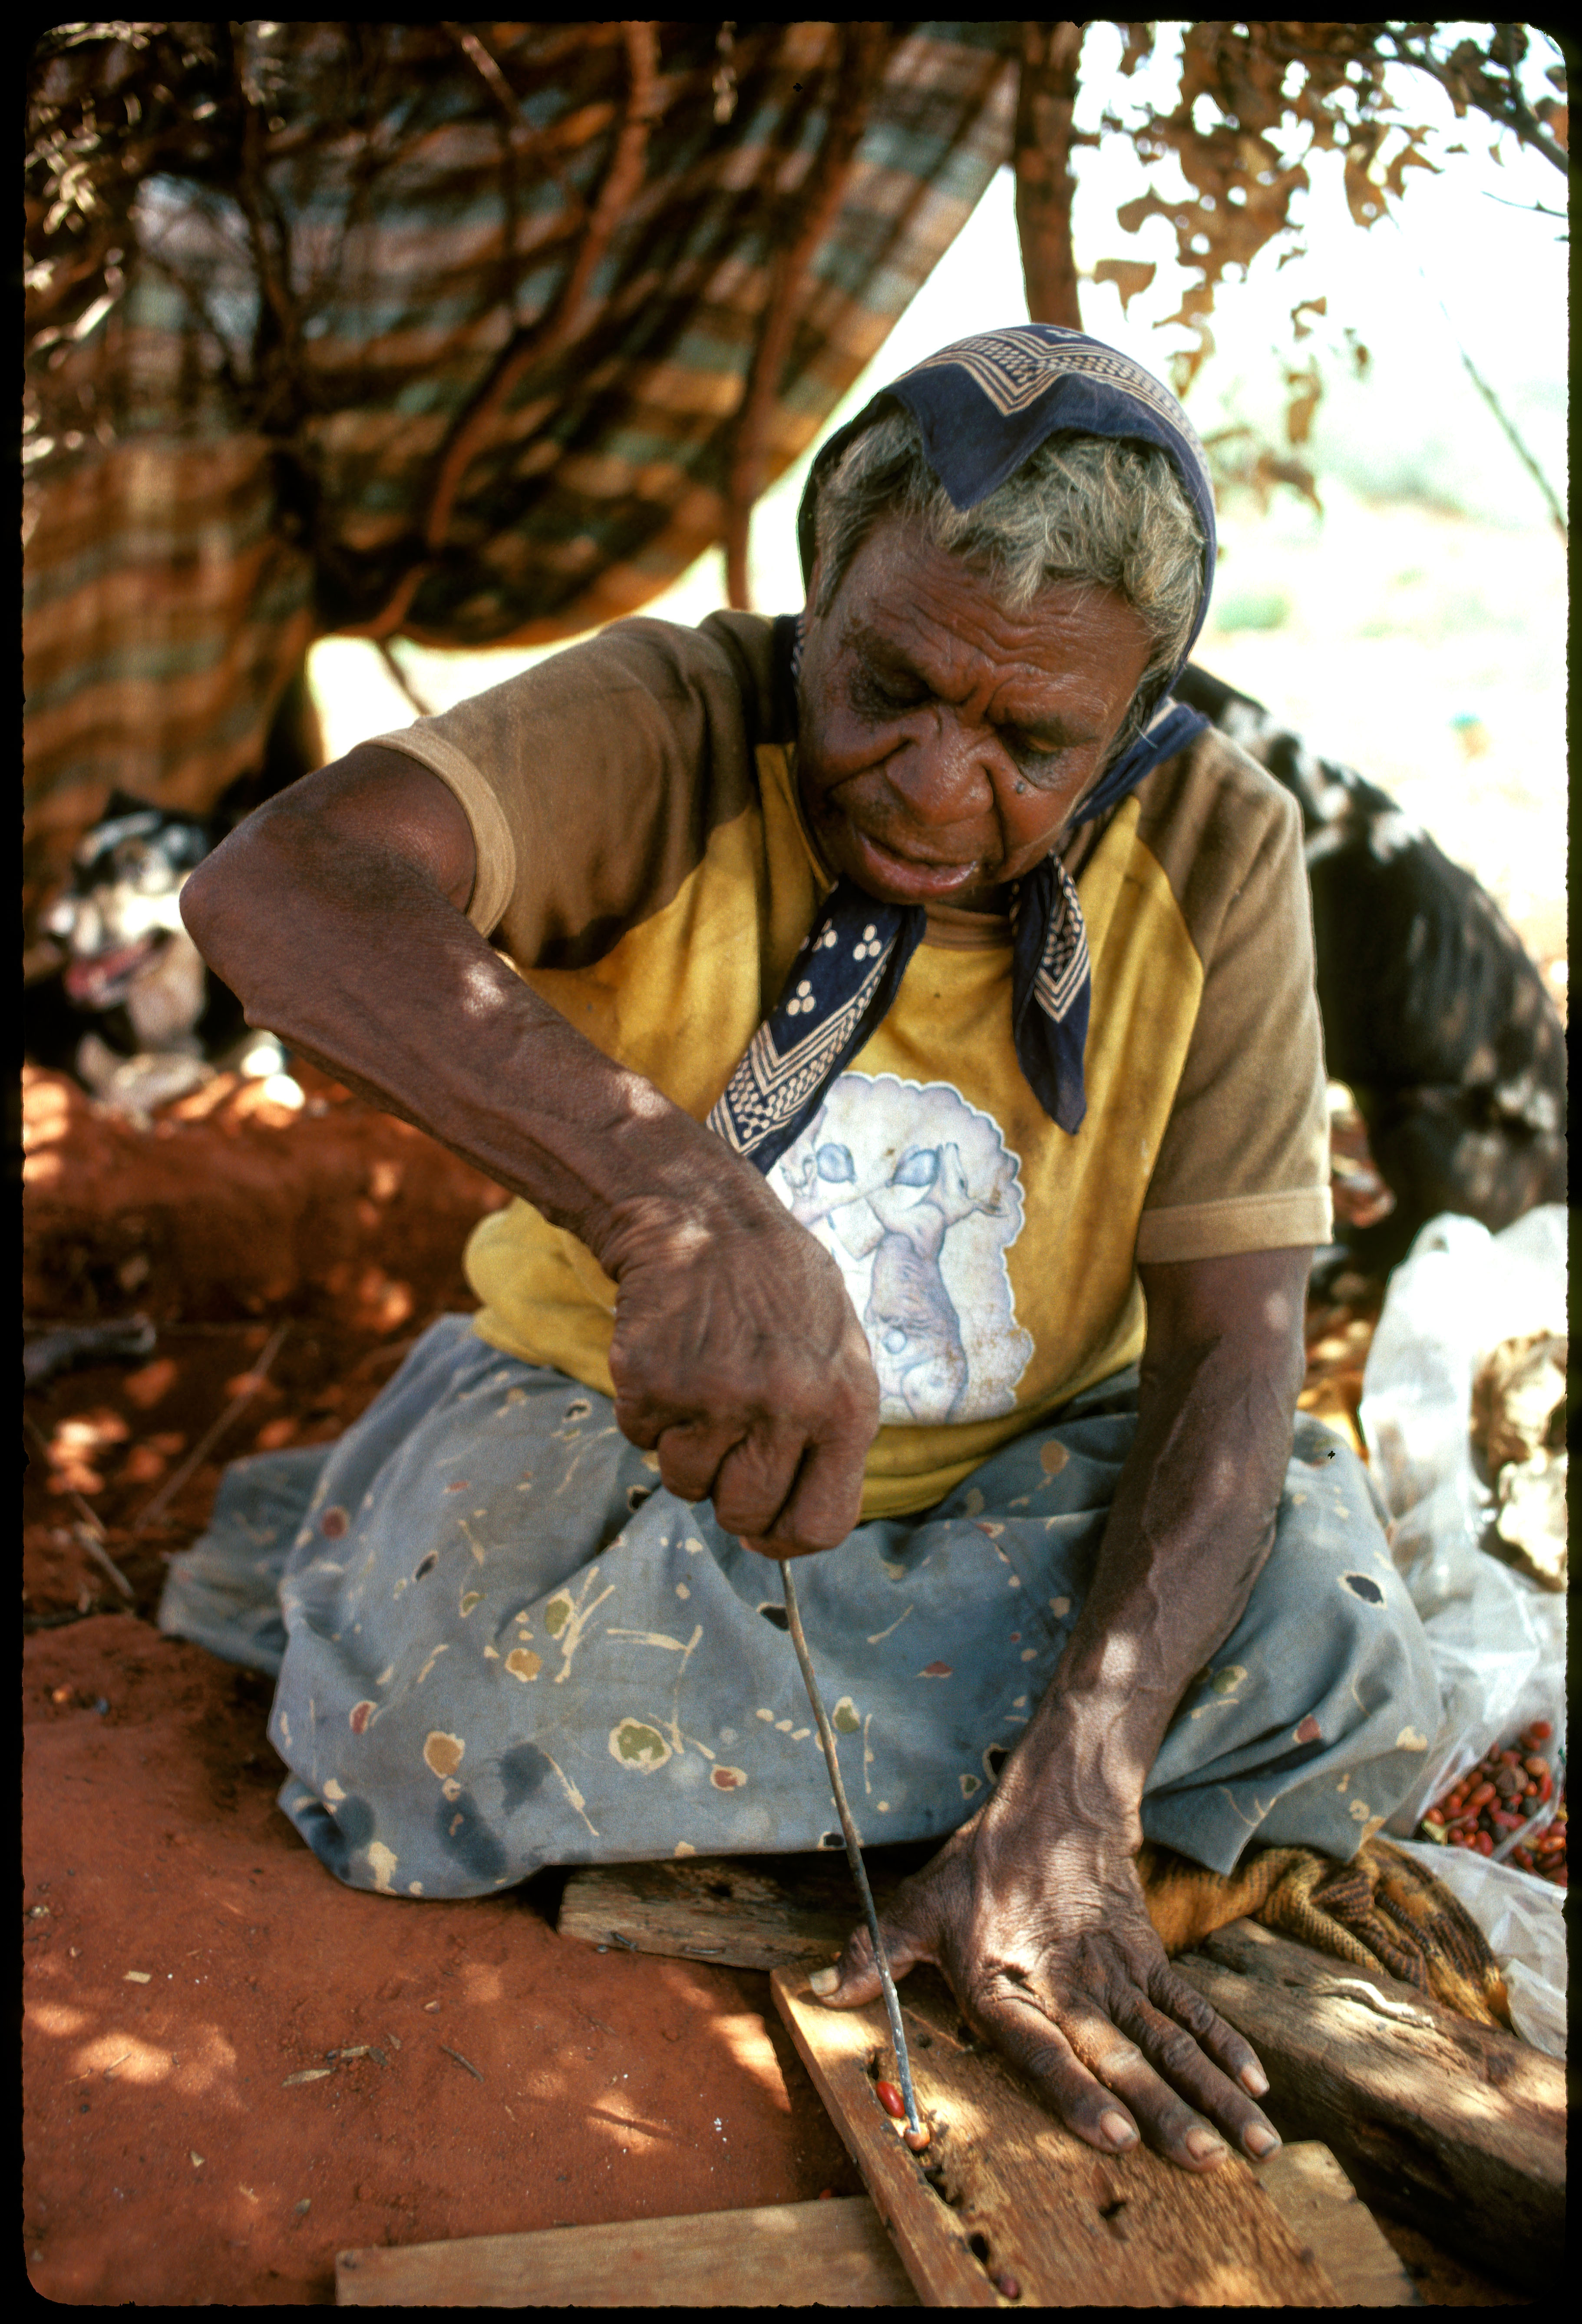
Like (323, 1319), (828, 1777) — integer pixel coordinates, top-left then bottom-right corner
(707, 326), (1218, 1175)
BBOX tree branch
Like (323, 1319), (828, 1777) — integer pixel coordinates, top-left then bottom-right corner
(723, 23), (891, 610)
(1380, 26), (1569, 174)
(377, 636), (435, 718)
(340, 23), (660, 642)
(1014, 20), (1087, 329)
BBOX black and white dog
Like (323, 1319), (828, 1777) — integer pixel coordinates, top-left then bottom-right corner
(23, 790), (278, 1111)
(1179, 664), (1567, 1277)
(23, 665), (320, 1113)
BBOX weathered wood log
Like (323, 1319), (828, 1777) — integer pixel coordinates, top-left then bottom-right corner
(557, 1849), (889, 1972)
(1173, 1917), (1563, 2294)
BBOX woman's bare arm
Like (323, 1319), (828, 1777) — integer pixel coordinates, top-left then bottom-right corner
(180, 747), (879, 1551)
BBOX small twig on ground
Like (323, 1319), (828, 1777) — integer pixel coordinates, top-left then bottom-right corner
(22, 1414), (134, 1595)
(439, 2043), (484, 2081)
(76, 1526), (135, 1599)
(131, 1320), (291, 1534)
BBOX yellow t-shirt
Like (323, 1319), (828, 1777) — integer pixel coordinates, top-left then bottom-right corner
(373, 611), (1330, 1519)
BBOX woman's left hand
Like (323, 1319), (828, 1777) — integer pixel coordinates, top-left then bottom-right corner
(812, 1801), (1280, 2172)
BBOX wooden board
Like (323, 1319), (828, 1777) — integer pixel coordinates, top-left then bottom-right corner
(333, 2152), (1413, 2308)
(1252, 2143), (1419, 2307)
(557, 1850), (907, 1972)
(771, 1960), (1341, 2307)
(1173, 1917), (1563, 2295)
(335, 2195), (919, 2307)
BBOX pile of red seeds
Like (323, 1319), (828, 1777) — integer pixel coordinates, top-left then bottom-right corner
(1416, 1720), (1566, 1885)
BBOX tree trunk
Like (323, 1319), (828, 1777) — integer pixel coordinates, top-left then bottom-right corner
(1015, 21), (1085, 329)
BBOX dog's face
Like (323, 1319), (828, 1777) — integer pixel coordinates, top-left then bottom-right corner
(43, 804), (211, 1014)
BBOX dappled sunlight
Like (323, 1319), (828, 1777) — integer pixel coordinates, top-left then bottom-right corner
(29, 2001), (88, 2039)
(29, 1984), (245, 2109)
(583, 2097), (694, 2152)
(697, 2006), (795, 2113)
(70, 2031), (178, 2086)
(456, 951), (514, 1020)
(459, 1957), (506, 2006)
(1261, 1289), (1297, 1334)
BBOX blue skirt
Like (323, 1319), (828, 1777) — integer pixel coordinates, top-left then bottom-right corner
(160, 1315), (1440, 1897)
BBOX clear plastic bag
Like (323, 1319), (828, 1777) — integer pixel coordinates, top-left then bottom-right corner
(1361, 1206), (1567, 1824)
(1358, 1206), (1566, 2052)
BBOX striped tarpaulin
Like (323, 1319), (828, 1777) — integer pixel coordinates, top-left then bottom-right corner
(24, 22), (1019, 906)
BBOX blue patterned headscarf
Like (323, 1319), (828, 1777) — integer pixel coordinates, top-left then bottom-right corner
(708, 325), (1218, 1173)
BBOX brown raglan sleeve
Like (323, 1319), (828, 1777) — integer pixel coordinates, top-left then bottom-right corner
(358, 612), (782, 967)
(1136, 733), (1333, 1263)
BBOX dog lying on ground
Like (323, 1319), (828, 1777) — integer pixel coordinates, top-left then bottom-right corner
(23, 665), (320, 1117)
(1179, 664), (1567, 1278)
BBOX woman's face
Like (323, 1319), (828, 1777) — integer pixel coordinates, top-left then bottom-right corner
(796, 513), (1155, 910)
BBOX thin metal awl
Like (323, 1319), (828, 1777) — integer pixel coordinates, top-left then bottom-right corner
(778, 1556), (925, 2144)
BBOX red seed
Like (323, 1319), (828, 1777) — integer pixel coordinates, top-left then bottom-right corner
(1537, 1774), (1553, 1802)
(1523, 1756), (1549, 1779)
(1475, 1833), (1494, 1856)
(1451, 1831), (1473, 1847)
(994, 2273), (1022, 2300)
(903, 2124), (931, 2152)
(1525, 1721), (1552, 1743)
(1467, 1781), (1496, 1808)
(876, 2080), (906, 2120)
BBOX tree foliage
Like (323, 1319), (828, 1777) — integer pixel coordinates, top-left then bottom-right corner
(1071, 22), (1567, 507)
(24, 21), (1569, 562)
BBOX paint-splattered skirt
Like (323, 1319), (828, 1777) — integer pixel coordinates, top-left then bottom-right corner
(159, 1315), (1439, 1899)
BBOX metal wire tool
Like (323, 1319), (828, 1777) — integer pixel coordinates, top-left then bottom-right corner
(778, 1556), (925, 2146)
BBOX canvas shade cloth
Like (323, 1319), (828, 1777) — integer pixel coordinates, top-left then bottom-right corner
(24, 20), (1019, 907)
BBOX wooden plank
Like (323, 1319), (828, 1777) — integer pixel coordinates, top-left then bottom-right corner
(1174, 1918), (1562, 2295)
(771, 1960), (1341, 2308)
(335, 2195), (919, 2307)
(557, 1851), (912, 1972)
(333, 2155), (1409, 2309)
(1254, 2144), (1419, 2307)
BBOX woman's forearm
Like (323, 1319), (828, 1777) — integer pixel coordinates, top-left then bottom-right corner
(178, 778), (780, 1272)
(989, 1248), (1311, 1851)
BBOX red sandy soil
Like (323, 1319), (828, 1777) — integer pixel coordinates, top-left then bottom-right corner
(21, 1066), (1524, 2305)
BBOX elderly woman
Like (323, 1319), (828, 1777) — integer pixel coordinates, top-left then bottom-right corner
(169, 326), (1439, 2176)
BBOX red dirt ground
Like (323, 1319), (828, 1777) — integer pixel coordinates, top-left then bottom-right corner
(21, 1065), (1523, 2305)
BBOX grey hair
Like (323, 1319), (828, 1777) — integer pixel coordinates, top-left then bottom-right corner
(809, 408), (1206, 756)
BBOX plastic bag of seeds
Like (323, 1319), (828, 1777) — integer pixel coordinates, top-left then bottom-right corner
(1360, 1207), (1566, 1834)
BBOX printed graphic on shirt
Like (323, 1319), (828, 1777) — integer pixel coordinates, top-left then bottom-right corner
(774, 1075), (1033, 1426)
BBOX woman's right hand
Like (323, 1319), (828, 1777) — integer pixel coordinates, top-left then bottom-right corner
(178, 745), (878, 1553)
(598, 1177), (881, 1556)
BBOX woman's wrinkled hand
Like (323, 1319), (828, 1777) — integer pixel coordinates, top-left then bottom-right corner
(600, 1182), (881, 1557)
(814, 1804), (1280, 2171)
